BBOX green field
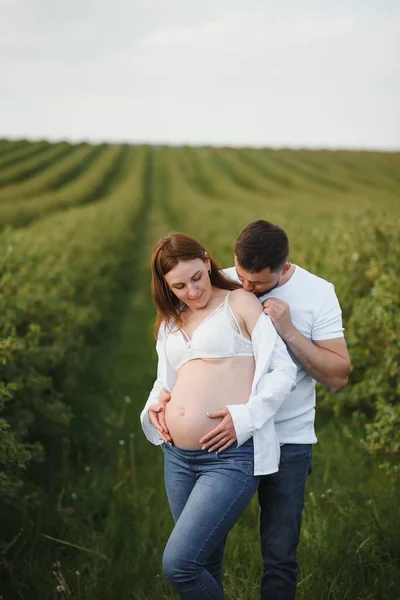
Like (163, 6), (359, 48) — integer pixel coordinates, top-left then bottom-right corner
(0, 139), (399, 599)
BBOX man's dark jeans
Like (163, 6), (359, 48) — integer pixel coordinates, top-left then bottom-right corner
(258, 443), (313, 600)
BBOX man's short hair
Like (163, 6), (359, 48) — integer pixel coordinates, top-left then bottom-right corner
(235, 220), (289, 273)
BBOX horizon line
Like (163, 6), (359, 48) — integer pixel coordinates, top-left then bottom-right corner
(1, 135), (399, 153)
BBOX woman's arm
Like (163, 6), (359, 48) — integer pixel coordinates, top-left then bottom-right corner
(140, 331), (174, 445)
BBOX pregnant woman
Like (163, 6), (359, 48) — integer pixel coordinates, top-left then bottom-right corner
(140, 233), (296, 600)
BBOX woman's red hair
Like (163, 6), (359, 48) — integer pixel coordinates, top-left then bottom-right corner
(151, 232), (240, 337)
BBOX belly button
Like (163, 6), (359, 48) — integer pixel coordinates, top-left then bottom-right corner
(179, 407), (186, 417)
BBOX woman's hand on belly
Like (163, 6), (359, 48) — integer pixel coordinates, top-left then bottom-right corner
(157, 388), (172, 439)
(199, 408), (237, 453)
(148, 404), (173, 444)
(164, 401), (224, 449)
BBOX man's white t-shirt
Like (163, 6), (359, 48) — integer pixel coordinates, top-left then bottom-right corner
(224, 265), (345, 445)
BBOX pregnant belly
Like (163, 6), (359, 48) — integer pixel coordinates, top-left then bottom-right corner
(165, 357), (254, 449)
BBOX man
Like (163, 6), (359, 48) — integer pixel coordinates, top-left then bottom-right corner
(151, 220), (351, 599)
(204, 220), (350, 599)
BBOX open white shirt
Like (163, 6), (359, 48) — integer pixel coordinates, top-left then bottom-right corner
(140, 313), (297, 476)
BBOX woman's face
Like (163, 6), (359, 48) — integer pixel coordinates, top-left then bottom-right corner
(164, 258), (212, 310)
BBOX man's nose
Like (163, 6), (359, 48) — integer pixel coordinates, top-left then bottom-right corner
(242, 280), (254, 291)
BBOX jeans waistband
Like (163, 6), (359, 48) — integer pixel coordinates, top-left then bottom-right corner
(167, 437), (253, 457)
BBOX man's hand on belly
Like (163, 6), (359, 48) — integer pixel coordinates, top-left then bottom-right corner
(199, 408), (237, 453)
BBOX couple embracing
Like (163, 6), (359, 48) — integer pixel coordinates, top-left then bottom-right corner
(141, 220), (350, 600)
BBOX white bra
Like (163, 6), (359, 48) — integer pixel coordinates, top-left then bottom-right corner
(165, 291), (254, 371)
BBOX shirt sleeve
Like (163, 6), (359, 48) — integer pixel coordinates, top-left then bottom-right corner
(312, 283), (345, 341)
(222, 266), (239, 282)
(139, 333), (167, 446)
(226, 324), (297, 447)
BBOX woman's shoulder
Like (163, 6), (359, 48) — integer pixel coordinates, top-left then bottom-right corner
(229, 288), (263, 313)
(230, 288), (260, 304)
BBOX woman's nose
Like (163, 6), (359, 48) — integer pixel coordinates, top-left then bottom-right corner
(187, 285), (199, 298)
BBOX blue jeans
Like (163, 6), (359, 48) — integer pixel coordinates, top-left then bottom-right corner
(258, 443), (313, 600)
(162, 438), (260, 599)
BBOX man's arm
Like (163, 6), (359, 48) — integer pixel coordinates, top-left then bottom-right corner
(282, 333), (349, 392)
(263, 294), (350, 392)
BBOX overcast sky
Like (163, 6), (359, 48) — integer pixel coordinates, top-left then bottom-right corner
(1, 0), (399, 149)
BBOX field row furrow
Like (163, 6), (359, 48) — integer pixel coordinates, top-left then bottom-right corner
(0, 143), (100, 201)
(269, 149), (400, 190)
(0, 142), (76, 189)
(237, 149), (297, 189)
(0, 144), (131, 229)
(0, 140), (50, 172)
(179, 147), (263, 205)
(174, 146), (215, 197)
(0, 139), (28, 157)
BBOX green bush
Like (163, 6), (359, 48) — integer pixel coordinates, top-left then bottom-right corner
(316, 218), (399, 466)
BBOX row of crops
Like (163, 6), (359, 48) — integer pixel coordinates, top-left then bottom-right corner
(1, 144), (150, 503)
(0, 138), (399, 599)
(0, 139), (399, 510)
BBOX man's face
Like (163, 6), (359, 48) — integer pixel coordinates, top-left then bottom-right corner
(234, 257), (284, 297)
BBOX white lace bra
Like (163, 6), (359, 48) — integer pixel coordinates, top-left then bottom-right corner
(165, 291), (254, 371)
